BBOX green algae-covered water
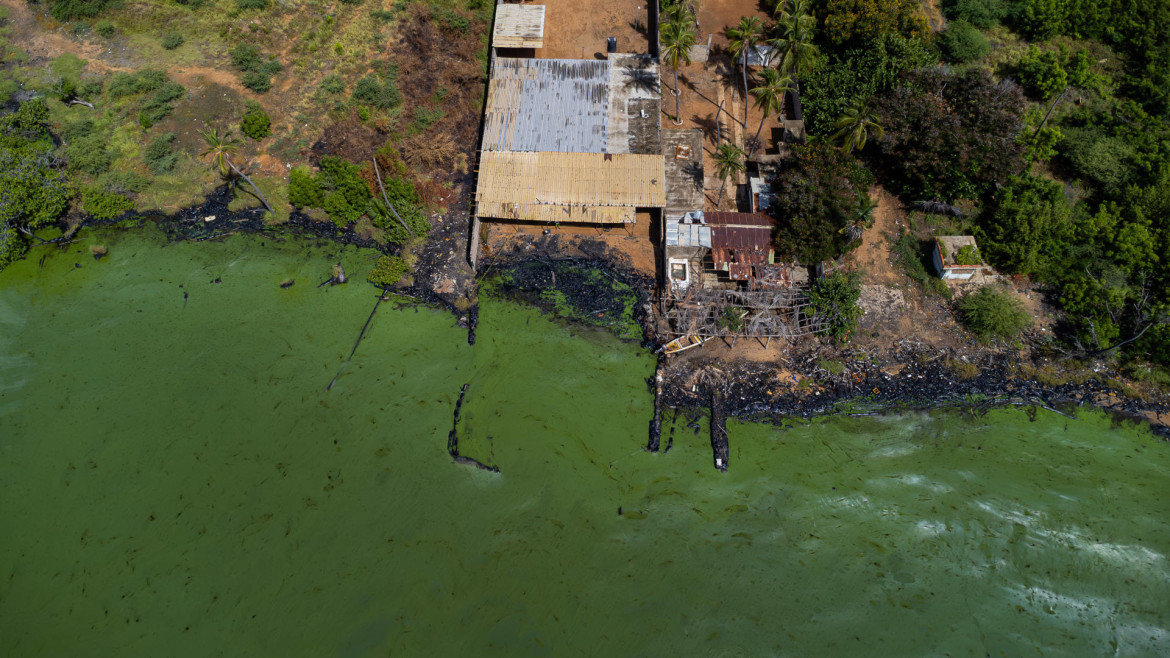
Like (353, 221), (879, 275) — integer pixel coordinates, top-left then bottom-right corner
(2, 227), (1169, 656)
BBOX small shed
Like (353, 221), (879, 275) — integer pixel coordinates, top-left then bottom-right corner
(493, 4), (545, 49)
(933, 235), (983, 280)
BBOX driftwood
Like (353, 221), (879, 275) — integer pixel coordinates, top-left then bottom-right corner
(372, 158), (414, 237)
(914, 200), (964, 217)
(226, 159), (273, 213)
(67, 99), (95, 109)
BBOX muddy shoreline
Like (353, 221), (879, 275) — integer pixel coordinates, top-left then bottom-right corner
(478, 239), (1170, 443)
(59, 194), (1170, 441)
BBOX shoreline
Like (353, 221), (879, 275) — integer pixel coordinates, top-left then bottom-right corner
(46, 200), (1170, 442)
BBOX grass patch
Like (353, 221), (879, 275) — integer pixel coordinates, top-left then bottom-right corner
(816, 359), (846, 375)
(891, 229), (951, 297)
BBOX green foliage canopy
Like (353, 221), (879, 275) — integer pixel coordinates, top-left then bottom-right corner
(0, 99), (72, 269)
(769, 144), (874, 265)
(872, 68), (1026, 201)
(956, 287), (1031, 342)
(807, 271), (863, 342)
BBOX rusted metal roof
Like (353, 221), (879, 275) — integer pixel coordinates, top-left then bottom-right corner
(705, 212), (773, 227)
(710, 219), (774, 281)
(482, 58), (610, 153)
(493, 4), (545, 49)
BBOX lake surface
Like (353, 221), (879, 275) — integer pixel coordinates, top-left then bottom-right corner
(2, 227), (1168, 656)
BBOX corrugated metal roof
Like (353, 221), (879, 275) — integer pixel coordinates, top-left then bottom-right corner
(493, 4), (545, 49)
(665, 219), (711, 247)
(706, 212), (773, 227)
(476, 150), (665, 223)
(482, 58), (609, 153)
(711, 224), (774, 281)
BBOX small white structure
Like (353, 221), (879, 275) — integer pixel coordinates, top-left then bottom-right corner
(933, 235), (984, 281)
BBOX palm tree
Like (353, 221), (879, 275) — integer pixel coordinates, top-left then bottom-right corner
(839, 193), (879, 243)
(830, 97), (883, 153)
(725, 16), (762, 129)
(771, 0), (818, 88)
(713, 142), (745, 203)
(199, 127), (272, 213)
(660, 17), (696, 125)
(748, 68), (792, 155)
(660, 0), (693, 25)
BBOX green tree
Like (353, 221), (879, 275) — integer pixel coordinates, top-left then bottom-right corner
(807, 271), (863, 342)
(769, 143), (874, 264)
(726, 16), (763, 129)
(975, 174), (1073, 277)
(0, 99), (72, 270)
(713, 142), (745, 203)
(830, 96), (882, 153)
(772, 0), (819, 86)
(1016, 45), (1068, 100)
(872, 68), (1025, 201)
(660, 15), (696, 125)
(800, 34), (936, 137)
(939, 20), (989, 63)
(749, 69), (793, 154)
(819, 0), (929, 47)
(199, 128), (272, 213)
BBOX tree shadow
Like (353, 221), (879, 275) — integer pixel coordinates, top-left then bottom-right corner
(692, 112), (720, 143)
(622, 65), (660, 94)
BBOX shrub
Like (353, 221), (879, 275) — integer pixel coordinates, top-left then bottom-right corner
(161, 32), (184, 50)
(81, 184), (134, 220)
(1016, 45), (1068, 100)
(138, 80), (185, 128)
(1057, 126), (1134, 195)
(239, 102), (271, 140)
(956, 287), (1031, 342)
(144, 132), (178, 174)
(942, 0), (1007, 28)
(230, 43), (262, 70)
(235, 0), (267, 9)
(807, 271), (863, 342)
(288, 166), (323, 208)
(352, 71), (401, 110)
(93, 19), (115, 37)
(64, 134), (112, 175)
(241, 71), (271, 93)
(78, 78), (103, 99)
(63, 118), (96, 141)
(98, 171), (149, 194)
(47, 0), (123, 21)
(367, 255), (409, 288)
(231, 44), (281, 93)
(939, 20), (989, 63)
(370, 9), (395, 22)
(320, 74), (345, 95)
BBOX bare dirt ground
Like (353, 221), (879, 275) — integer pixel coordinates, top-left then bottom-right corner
(482, 211), (658, 276)
(533, 0), (651, 59)
(662, 0), (786, 212)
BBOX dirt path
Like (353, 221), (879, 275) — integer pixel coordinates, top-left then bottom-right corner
(921, 0), (946, 33)
(849, 186), (907, 286)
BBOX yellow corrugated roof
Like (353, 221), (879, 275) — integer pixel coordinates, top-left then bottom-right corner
(477, 151), (665, 223)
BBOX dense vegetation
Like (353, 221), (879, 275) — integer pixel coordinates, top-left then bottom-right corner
(781, 0), (1170, 371)
(0, 99), (71, 268)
